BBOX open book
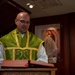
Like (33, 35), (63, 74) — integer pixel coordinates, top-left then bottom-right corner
(1, 60), (54, 68)
(29, 60), (54, 68)
(1, 60), (29, 68)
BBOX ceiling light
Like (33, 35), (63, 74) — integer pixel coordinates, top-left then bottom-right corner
(26, 3), (30, 5)
(26, 2), (34, 9)
(29, 5), (34, 8)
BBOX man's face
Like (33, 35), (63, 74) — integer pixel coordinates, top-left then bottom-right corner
(15, 13), (30, 34)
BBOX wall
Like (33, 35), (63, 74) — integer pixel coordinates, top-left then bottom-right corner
(31, 13), (75, 75)
(69, 13), (75, 75)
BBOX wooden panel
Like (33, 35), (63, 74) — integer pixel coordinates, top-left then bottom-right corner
(69, 14), (75, 75)
(0, 68), (57, 75)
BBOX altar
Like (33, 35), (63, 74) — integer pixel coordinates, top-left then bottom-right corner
(0, 68), (57, 75)
(0, 60), (57, 75)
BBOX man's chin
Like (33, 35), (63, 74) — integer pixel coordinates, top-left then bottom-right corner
(20, 31), (26, 34)
(23, 30), (27, 33)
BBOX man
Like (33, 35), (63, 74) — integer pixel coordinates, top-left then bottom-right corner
(0, 12), (48, 66)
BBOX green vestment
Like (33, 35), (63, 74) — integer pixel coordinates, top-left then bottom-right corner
(0, 29), (43, 60)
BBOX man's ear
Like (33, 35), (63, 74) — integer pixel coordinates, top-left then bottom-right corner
(15, 19), (18, 25)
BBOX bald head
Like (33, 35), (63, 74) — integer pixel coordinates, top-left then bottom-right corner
(16, 12), (30, 20)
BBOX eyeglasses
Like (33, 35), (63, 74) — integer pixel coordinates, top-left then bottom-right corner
(18, 19), (30, 24)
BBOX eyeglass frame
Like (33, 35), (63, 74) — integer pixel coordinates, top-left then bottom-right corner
(17, 19), (30, 24)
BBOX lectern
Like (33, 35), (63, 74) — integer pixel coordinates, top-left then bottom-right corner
(0, 60), (57, 75)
